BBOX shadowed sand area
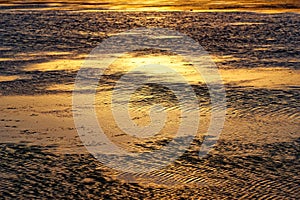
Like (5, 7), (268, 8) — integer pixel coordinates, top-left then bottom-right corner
(0, 5), (300, 199)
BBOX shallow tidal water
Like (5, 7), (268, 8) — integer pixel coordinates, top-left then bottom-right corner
(1, 0), (300, 12)
(0, 5), (300, 199)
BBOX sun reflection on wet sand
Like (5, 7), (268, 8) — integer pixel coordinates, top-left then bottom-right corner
(229, 22), (265, 26)
(25, 59), (84, 71)
(220, 67), (300, 88)
(0, 75), (20, 82)
(1, 0), (300, 13)
(104, 52), (203, 84)
(1, 3), (300, 197)
(33, 52), (300, 92)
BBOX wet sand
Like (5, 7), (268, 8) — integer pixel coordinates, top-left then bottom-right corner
(1, 0), (300, 12)
(0, 8), (300, 199)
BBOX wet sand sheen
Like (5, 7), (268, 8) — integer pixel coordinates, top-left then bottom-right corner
(23, 53), (300, 89)
(1, 10), (299, 199)
(1, 0), (300, 13)
(0, 88), (299, 197)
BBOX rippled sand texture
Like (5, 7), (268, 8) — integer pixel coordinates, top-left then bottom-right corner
(0, 11), (300, 199)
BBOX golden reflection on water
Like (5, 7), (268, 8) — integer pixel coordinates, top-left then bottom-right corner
(104, 52), (203, 84)
(47, 84), (75, 91)
(19, 52), (73, 56)
(229, 22), (265, 26)
(35, 52), (300, 92)
(38, 52), (300, 151)
(95, 52), (196, 149)
(221, 67), (300, 88)
(2, 0), (300, 13)
(0, 74), (32, 83)
(26, 59), (84, 71)
(211, 55), (239, 63)
(0, 75), (20, 82)
(0, 58), (12, 62)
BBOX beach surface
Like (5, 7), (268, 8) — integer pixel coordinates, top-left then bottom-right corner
(0, 4), (300, 199)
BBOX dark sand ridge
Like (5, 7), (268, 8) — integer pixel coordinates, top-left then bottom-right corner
(1, 11), (299, 199)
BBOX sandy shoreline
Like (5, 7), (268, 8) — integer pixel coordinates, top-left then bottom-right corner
(1, 0), (300, 13)
(1, 10), (299, 199)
